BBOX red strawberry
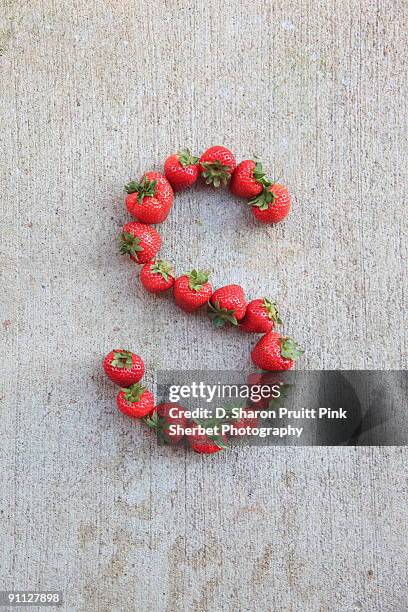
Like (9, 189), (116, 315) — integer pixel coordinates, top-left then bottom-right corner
(125, 171), (174, 224)
(249, 183), (291, 224)
(140, 259), (175, 293)
(230, 159), (269, 199)
(164, 149), (200, 191)
(199, 146), (236, 187)
(251, 331), (304, 371)
(119, 221), (161, 264)
(240, 298), (282, 333)
(173, 270), (212, 312)
(116, 382), (154, 418)
(208, 284), (247, 327)
(103, 349), (144, 386)
(187, 421), (228, 454)
(144, 403), (186, 444)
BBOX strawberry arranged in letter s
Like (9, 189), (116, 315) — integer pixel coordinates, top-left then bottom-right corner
(240, 298), (282, 333)
(164, 149), (200, 191)
(125, 171), (174, 224)
(119, 221), (161, 264)
(103, 349), (145, 386)
(251, 331), (304, 371)
(140, 259), (175, 293)
(144, 403), (187, 445)
(230, 159), (269, 199)
(249, 183), (291, 224)
(199, 146), (236, 187)
(116, 383), (155, 418)
(208, 284), (247, 327)
(173, 270), (212, 312)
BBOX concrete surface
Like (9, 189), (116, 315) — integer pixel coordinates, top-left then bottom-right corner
(1, 0), (407, 610)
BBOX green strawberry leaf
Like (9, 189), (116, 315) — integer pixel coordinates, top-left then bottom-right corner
(207, 300), (238, 327)
(201, 160), (231, 187)
(178, 148), (199, 166)
(279, 337), (304, 360)
(124, 180), (140, 194)
(143, 411), (174, 444)
(119, 232), (143, 258)
(144, 411), (159, 429)
(188, 269), (210, 291)
(123, 383), (146, 403)
(263, 298), (283, 325)
(151, 259), (175, 282)
(248, 186), (276, 210)
(250, 156), (272, 186)
(124, 177), (157, 203)
(111, 350), (133, 368)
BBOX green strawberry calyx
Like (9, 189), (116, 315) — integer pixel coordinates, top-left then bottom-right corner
(201, 160), (232, 188)
(151, 259), (175, 282)
(188, 269), (210, 291)
(263, 298), (283, 325)
(144, 410), (173, 444)
(248, 184), (276, 210)
(124, 177), (157, 203)
(178, 148), (199, 167)
(122, 382), (146, 403)
(207, 300), (238, 327)
(279, 337), (304, 361)
(252, 158), (272, 188)
(119, 232), (143, 258)
(144, 410), (159, 429)
(112, 350), (133, 369)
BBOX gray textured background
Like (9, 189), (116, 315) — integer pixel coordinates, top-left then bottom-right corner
(1, 1), (407, 610)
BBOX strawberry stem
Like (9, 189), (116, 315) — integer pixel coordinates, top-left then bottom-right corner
(178, 148), (199, 167)
(248, 185), (276, 210)
(201, 161), (231, 187)
(151, 259), (175, 282)
(119, 232), (143, 258)
(144, 411), (174, 444)
(188, 269), (210, 291)
(252, 160), (271, 187)
(124, 177), (157, 203)
(112, 350), (133, 368)
(207, 300), (238, 327)
(263, 298), (283, 325)
(123, 383), (145, 403)
(279, 337), (304, 360)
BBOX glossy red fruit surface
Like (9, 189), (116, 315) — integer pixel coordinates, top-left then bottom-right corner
(251, 331), (304, 371)
(173, 270), (212, 312)
(240, 298), (282, 333)
(125, 171), (174, 224)
(208, 284), (247, 327)
(119, 221), (161, 264)
(250, 183), (291, 224)
(103, 349), (145, 386)
(164, 149), (200, 191)
(140, 259), (175, 293)
(230, 159), (267, 199)
(116, 383), (155, 418)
